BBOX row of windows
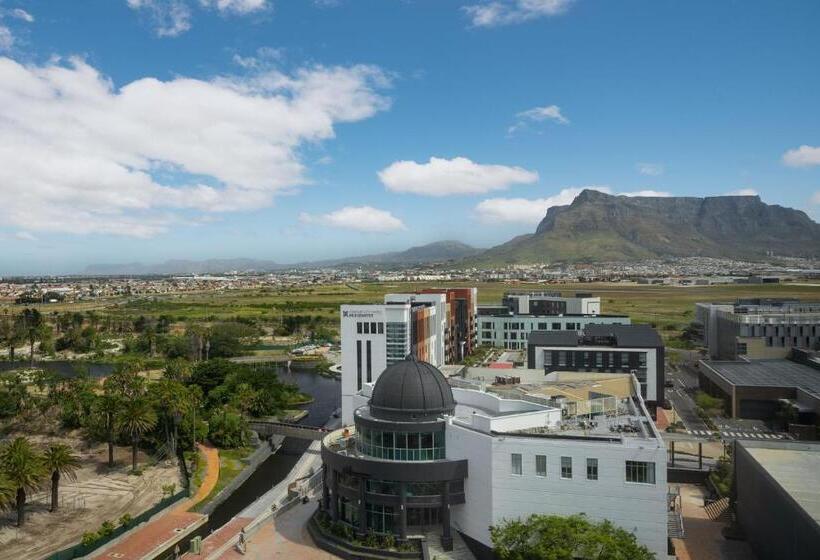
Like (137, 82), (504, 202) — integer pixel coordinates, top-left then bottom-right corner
(356, 321), (385, 335)
(510, 454), (655, 484)
(356, 428), (446, 461)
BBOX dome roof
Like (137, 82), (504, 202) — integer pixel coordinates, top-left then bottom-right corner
(369, 356), (455, 421)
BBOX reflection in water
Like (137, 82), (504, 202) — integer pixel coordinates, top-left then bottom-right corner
(0, 360), (115, 378)
(207, 368), (340, 530)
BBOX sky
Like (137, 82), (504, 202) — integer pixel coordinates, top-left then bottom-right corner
(0, 0), (819, 275)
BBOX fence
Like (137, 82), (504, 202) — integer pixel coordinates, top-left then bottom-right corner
(44, 488), (190, 560)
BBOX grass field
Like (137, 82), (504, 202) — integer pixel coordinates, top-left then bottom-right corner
(4, 281), (819, 344)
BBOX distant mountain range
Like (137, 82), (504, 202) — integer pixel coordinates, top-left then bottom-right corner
(82, 191), (819, 275)
(83, 241), (479, 275)
(472, 190), (820, 265)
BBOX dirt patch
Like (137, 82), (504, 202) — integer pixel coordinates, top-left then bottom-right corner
(0, 434), (184, 560)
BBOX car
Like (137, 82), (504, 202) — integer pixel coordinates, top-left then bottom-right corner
(664, 379), (674, 388)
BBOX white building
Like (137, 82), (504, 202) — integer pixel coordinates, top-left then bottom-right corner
(478, 313), (631, 350)
(384, 292), (447, 367)
(328, 364), (668, 559)
(340, 298), (444, 424)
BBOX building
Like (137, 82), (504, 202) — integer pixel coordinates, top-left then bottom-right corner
(695, 299), (820, 360)
(697, 355), (820, 426)
(501, 291), (601, 315)
(419, 287), (478, 362)
(732, 440), (820, 560)
(318, 358), (668, 559)
(385, 292), (448, 367)
(526, 324), (665, 412)
(478, 313), (631, 350)
(340, 299), (444, 424)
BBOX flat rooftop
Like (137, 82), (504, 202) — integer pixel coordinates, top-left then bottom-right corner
(701, 359), (820, 396)
(528, 324), (663, 348)
(740, 441), (820, 527)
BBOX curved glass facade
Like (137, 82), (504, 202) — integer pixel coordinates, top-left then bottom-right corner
(356, 427), (445, 460)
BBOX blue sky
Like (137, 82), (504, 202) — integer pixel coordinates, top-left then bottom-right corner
(0, 0), (818, 274)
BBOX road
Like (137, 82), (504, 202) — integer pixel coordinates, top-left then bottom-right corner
(664, 363), (710, 433)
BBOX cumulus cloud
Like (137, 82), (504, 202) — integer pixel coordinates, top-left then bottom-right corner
(726, 188), (758, 196)
(475, 187), (673, 224)
(782, 145), (820, 167)
(636, 162), (664, 176)
(508, 104), (568, 134)
(464, 0), (573, 27)
(379, 156), (538, 196)
(127, 0), (192, 36)
(299, 206), (405, 233)
(199, 0), (269, 15)
(0, 55), (390, 237)
(10, 8), (34, 22)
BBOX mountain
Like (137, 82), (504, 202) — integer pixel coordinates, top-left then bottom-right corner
(84, 258), (282, 276)
(475, 190), (820, 264)
(83, 241), (480, 275)
(300, 240), (480, 267)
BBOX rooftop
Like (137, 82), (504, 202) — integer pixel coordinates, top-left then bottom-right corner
(740, 440), (820, 527)
(528, 323), (663, 348)
(700, 359), (820, 396)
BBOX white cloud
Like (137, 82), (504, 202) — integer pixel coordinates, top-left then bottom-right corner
(508, 104), (568, 134)
(475, 186), (611, 224)
(464, 0), (573, 27)
(475, 187), (675, 224)
(636, 162), (664, 176)
(0, 55), (390, 237)
(379, 156), (538, 197)
(620, 190), (671, 197)
(13, 231), (37, 241)
(0, 26), (12, 50)
(726, 188), (758, 196)
(199, 0), (269, 15)
(299, 206), (405, 233)
(232, 46), (283, 69)
(127, 0), (192, 36)
(10, 8), (34, 23)
(782, 145), (820, 167)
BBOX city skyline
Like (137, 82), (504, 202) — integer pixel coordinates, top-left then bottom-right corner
(1, 0), (819, 274)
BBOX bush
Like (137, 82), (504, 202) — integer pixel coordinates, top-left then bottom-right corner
(98, 520), (116, 538)
(81, 532), (99, 547)
(119, 513), (133, 528)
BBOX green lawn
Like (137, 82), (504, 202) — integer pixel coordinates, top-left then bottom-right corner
(191, 446), (254, 512)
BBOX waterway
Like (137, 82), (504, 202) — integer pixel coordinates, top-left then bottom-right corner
(206, 367), (340, 531)
(0, 360), (115, 377)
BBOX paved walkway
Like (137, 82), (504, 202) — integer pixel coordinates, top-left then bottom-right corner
(671, 484), (756, 560)
(90, 444), (219, 560)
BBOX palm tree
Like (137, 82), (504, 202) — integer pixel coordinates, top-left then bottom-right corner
(117, 398), (158, 472)
(93, 390), (121, 468)
(0, 437), (46, 526)
(43, 444), (80, 512)
(18, 308), (44, 366)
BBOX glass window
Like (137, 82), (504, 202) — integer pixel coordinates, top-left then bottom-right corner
(378, 322), (384, 334)
(365, 503), (395, 534)
(561, 456), (572, 479)
(357, 322), (362, 334)
(626, 461), (655, 484)
(535, 454), (547, 477)
(586, 458), (598, 480)
(511, 453), (522, 475)
(370, 322), (377, 334)
(363, 322), (370, 334)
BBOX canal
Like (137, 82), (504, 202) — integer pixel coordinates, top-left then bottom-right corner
(206, 367), (340, 531)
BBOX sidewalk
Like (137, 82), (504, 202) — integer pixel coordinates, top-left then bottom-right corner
(89, 444), (219, 560)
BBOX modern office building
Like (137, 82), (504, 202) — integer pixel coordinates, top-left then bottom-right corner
(318, 358), (668, 559)
(478, 313), (630, 350)
(385, 293), (448, 367)
(527, 324), (665, 412)
(732, 440), (820, 560)
(340, 298), (444, 424)
(501, 291), (601, 315)
(695, 299), (820, 360)
(697, 355), (820, 425)
(419, 287), (478, 362)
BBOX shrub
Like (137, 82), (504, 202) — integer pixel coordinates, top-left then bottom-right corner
(81, 532), (99, 547)
(119, 513), (133, 528)
(98, 520), (116, 538)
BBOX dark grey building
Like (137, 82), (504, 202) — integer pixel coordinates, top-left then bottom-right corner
(527, 324), (665, 412)
(733, 440), (820, 560)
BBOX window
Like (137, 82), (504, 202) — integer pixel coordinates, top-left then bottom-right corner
(511, 453), (522, 475)
(366, 340), (372, 383)
(356, 340), (362, 390)
(552, 322), (561, 330)
(363, 322), (370, 334)
(535, 455), (547, 477)
(625, 461), (655, 484)
(378, 322), (384, 334)
(586, 458), (598, 480)
(561, 456), (572, 479)
(538, 322), (547, 330)
(371, 321), (377, 334)
(357, 322), (362, 334)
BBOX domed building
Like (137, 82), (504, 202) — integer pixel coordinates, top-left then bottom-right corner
(320, 356), (467, 550)
(318, 356), (669, 559)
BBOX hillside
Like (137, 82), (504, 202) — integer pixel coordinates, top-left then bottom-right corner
(302, 240), (480, 267)
(475, 190), (820, 265)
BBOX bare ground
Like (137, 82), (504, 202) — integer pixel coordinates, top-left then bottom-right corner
(0, 434), (184, 560)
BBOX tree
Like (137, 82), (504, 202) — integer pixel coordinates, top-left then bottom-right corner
(490, 514), (655, 560)
(43, 444), (80, 512)
(0, 436), (46, 526)
(93, 388), (122, 468)
(0, 474), (15, 511)
(17, 308), (44, 366)
(117, 398), (158, 472)
(0, 316), (24, 361)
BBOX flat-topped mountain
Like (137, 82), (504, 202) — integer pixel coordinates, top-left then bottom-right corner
(477, 190), (820, 264)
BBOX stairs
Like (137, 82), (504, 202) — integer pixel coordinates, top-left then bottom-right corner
(704, 497), (732, 522)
